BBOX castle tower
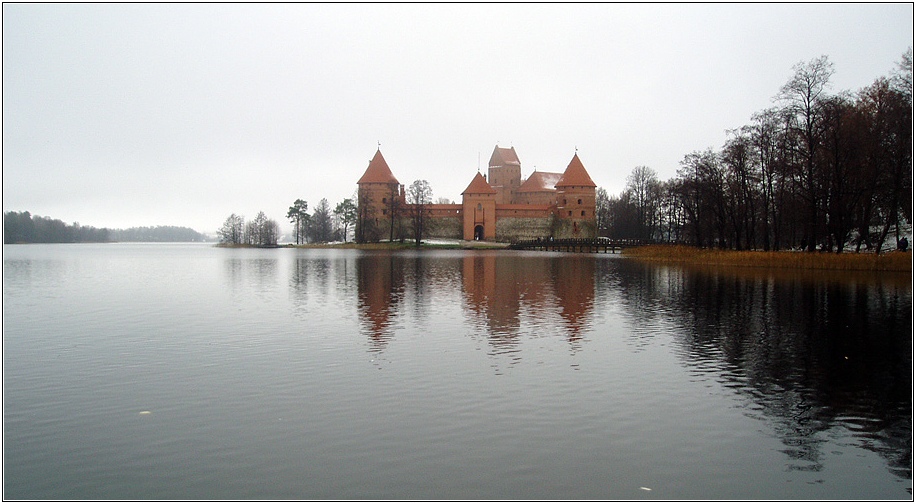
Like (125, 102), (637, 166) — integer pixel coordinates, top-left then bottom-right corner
(461, 172), (498, 241)
(487, 145), (522, 205)
(356, 149), (404, 242)
(555, 153), (597, 238)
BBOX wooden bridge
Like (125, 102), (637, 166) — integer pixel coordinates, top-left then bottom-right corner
(509, 238), (644, 254)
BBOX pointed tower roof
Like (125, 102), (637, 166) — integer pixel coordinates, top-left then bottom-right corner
(488, 145), (521, 168)
(555, 153), (596, 188)
(357, 149), (400, 185)
(462, 172), (498, 195)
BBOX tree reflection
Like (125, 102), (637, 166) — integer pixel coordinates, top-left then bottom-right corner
(223, 256), (279, 300)
(612, 260), (912, 484)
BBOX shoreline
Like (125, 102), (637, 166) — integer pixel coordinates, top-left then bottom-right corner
(217, 240), (510, 250)
(286, 240), (511, 250)
(215, 241), (912, 273)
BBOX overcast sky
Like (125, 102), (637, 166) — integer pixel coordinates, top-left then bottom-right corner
(3, 3), (912, 235)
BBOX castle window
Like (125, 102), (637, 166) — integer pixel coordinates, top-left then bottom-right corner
(581, 210), (586, 216)
(568, 211), (572, 216)
(382, 209), (387, 215)
(382, 197), (387, 204)
(477, 203), (482, 210)
(563, 199), (567, 205)
(578, 198), (582, 205)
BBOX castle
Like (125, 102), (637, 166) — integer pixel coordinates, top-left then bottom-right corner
(356, 145), (597, 242)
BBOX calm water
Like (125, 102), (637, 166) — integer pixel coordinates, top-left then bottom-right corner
(3, 243), (912, 500)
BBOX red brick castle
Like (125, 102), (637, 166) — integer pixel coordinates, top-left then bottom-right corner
(357, 145), (597, 242)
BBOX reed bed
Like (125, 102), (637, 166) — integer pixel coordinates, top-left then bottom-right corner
(624, 244), (912, 272)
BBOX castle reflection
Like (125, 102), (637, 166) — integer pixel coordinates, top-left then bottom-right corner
(460, 253), (595, 351)
(353, 251), (596, 354)
(356, 252), (405, 352)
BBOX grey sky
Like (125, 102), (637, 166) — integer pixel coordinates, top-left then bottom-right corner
(3, 3), (912, 234)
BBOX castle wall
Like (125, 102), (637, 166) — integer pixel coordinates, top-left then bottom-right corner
(495, 216), (555, 242)
(358, 216), (396, 242)
(425, 216), (462, 239)
(428, 204), (462, 218)
(495, 205), (553, 219)
(425, 204), (463, 238)
(552, 217), (597, 240)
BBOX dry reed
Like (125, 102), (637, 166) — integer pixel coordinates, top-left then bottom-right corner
(624, 244), (912, 272)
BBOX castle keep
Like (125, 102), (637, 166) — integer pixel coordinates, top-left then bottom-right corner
(356, 145), (597, 242)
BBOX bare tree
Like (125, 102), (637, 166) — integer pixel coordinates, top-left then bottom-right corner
(721, 129), (759, 250)
(676, 149), (727, 248)
(218, 213), (245, 245)
(658, 180), (684, 243)
(892, 46), (913, 100)
(746, 108), (784, 250)
(242, 211), (278, 247)
(625, 166), (661, 241)
(355, 190), (378, 243)
(406, 179), (433, 246)
(777, 55), (835, 251)
(858, 73), (913, 253)
(642, 52), (910, 254)
(387, 185), (402, 242)
(595, 187), (611, 237)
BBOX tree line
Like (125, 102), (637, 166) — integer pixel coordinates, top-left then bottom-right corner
(286, 197), (358, 244)
(218, 179), (436, 246)
(4, 211), (207, 244)
(109, 226), (207, 242)
(217, 197), (360, 246)
(4, 211), (109, 243)
(597, 50), (912, 253)
(217, 211), (280, 247)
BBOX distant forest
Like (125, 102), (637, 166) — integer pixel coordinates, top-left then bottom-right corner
(3, 211), (208, 244)
(109, 226), (208, 243)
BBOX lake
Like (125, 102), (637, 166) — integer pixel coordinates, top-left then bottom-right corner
(3, 243), (911, 499)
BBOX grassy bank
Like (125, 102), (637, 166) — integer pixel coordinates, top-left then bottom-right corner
(624, 245), (912, 272)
